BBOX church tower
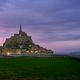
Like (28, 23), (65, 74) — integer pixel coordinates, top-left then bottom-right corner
(19, 24), (22, 34)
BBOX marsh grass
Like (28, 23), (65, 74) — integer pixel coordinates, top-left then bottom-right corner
(0, 57), (79, 80)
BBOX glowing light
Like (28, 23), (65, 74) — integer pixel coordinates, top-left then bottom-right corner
(7, 52), (11, 56)
(17, 51), (21, 54)
(35, 51), (38, 53)
(26, 51), (29, 53)
(31, 51), (34, 53)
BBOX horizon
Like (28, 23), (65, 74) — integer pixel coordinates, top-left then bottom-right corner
(0, 0), (80, 53)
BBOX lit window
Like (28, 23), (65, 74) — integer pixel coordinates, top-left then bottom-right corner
(17, 51), (21, 54)
(7, 52), (11, 56)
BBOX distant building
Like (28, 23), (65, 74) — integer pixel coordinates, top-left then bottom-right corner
(1, 25), (53, 55)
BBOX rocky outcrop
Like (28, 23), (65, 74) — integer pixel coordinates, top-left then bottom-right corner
(2, 25), (53, 55)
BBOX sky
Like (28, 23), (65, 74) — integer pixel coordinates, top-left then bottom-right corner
(0, 0), (80, 53)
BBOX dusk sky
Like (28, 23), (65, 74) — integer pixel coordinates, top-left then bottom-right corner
(0, 0), (80, 53)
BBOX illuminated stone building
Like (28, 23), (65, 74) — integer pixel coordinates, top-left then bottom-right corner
(2, 25), (53, 55)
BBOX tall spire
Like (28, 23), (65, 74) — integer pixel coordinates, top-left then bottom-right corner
(19, 24), (22, 33)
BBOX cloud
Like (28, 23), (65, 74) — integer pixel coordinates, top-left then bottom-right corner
(39, 40), (80, 53)
(0, 0), (80, 53)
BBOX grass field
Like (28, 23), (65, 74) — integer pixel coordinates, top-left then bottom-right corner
(0, 57), (80, 80)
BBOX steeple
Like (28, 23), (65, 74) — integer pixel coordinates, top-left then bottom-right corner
(19, 24), (22, 34)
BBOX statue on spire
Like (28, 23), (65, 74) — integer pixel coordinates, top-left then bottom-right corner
(19, 24), (22, 34)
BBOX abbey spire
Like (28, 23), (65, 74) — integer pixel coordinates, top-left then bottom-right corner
(19, 24), (22, 34)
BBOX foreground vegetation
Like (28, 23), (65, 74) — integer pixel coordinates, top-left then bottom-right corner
(0, 57), (80, 80)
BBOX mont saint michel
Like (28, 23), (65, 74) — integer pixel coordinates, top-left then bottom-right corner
(0, 25), (53, 56)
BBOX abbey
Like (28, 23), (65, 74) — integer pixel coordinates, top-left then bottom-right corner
(1, 25), (53, 55)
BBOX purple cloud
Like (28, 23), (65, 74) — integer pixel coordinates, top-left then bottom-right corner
(0, 0), (80, 53)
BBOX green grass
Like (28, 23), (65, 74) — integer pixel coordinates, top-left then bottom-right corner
(0, 57), (79, 80)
